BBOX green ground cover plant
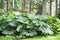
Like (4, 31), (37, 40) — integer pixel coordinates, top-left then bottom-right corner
(0, 11), (60, 38)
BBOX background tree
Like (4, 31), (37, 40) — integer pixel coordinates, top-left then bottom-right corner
(37, 0), (42, 15)
(42, 0), (47, 15)
(0, 0), (60, 16)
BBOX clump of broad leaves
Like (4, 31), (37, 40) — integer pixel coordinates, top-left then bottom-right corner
(0, 11), (60, 38)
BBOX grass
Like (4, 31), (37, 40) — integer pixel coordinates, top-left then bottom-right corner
(22, 34), (60, 40)
(0, 34), (60, 40)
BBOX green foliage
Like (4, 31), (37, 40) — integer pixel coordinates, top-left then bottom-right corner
(0, 0), (5, 9)
(39, 15), (60, 33)
(0, 12), (60, 38)
(0, 36), (13, 40)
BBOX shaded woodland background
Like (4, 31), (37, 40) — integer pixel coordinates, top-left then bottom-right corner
(0, 0), (60, 16)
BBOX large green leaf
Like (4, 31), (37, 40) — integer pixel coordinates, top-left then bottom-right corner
(27, 22), (35, 28)
(2, 25), (16, 35)
(38, 22), (54, 35)
(16, 25), (23, 32)
(17, 16), (29, 24)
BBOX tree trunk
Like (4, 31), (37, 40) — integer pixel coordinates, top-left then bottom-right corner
(50, 0), (52, 16)
(12, 0), (14, 8)
(29, 0), (33, 13)
(23, 0), (26, 10)
(6, 0), (9, 12)
(57, 0), (60, 18)
(42, 0), (47, 15)
(37, 0), (43, 15)
(22, 0), (26, 13)
(37, 4), (42, 15)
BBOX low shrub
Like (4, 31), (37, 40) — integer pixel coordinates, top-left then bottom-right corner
(0, 11), (60, 38)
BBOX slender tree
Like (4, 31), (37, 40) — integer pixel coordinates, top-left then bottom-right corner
(29, 0), (33, 13)
(22, 0), (26, 13)
(12, 0), (15, 8)
(37, 0), (42, 15)
(6, 0), (9, 11)
(57, 0), (60, 18)
(42, 0), (47, 15)
(50, 0), (52, 16)
(37, 4), (42, 15)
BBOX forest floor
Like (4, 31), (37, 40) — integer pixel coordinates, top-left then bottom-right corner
(0, 33), (60, 40)
(22, 33), (60, 40)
